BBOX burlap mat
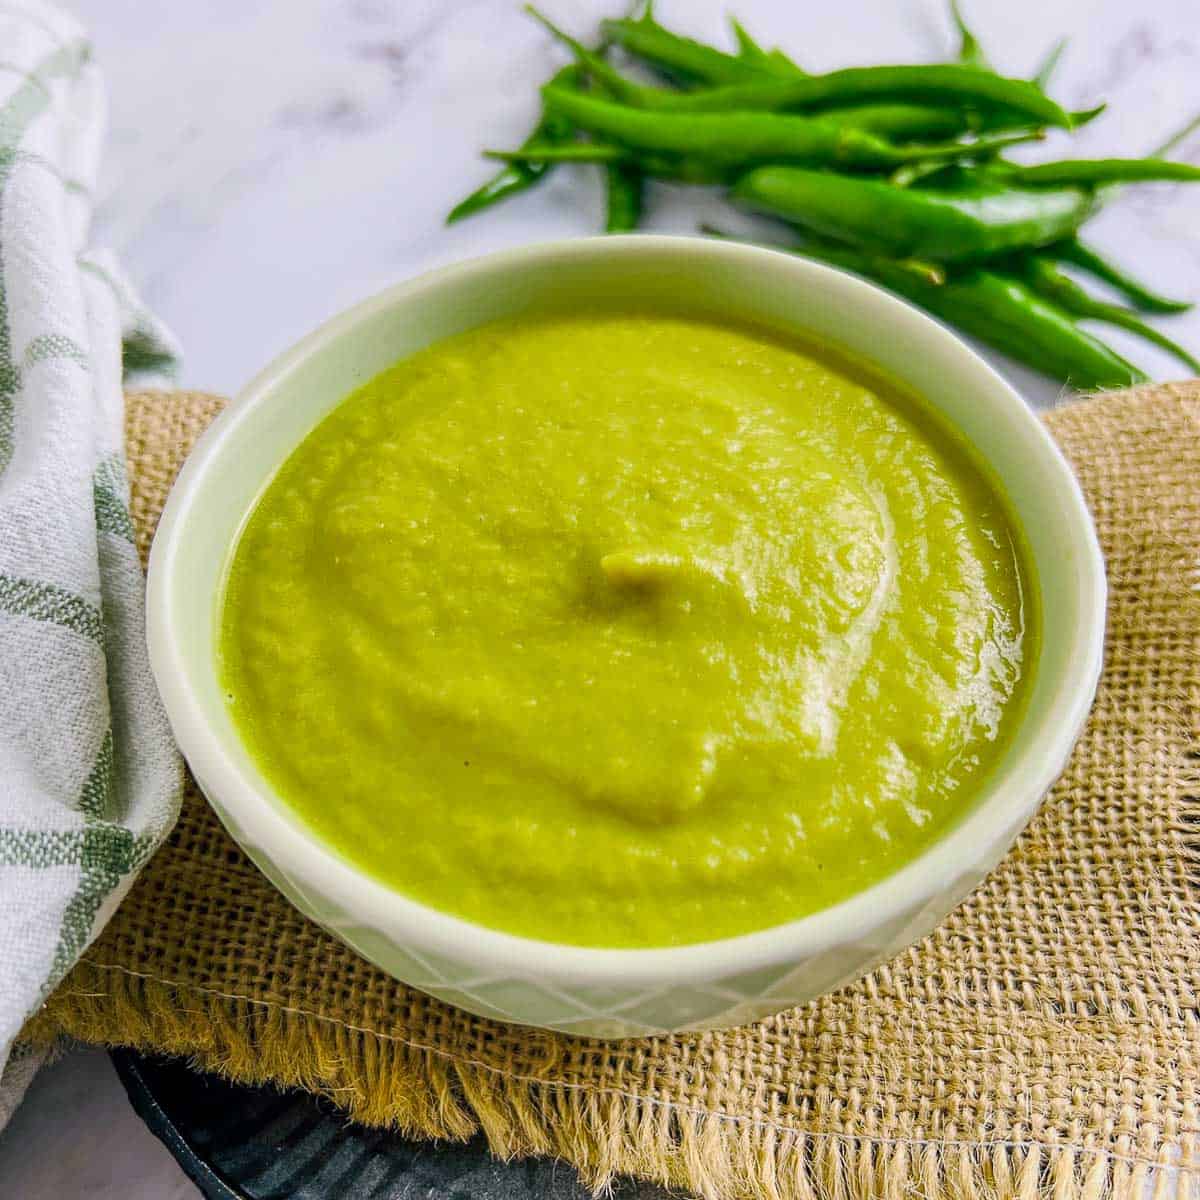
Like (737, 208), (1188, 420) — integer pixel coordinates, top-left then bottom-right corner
(23, 385), (1200, 1200)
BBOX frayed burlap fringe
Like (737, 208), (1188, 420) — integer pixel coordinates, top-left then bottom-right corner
(21, 386), (1200, 1200)
(36, 959), (1199, 1200)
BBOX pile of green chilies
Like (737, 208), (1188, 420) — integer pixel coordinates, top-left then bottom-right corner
(447, 2), (1200, 390)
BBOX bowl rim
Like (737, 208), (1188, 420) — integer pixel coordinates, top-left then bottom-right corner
(146, 234), (1106, 988)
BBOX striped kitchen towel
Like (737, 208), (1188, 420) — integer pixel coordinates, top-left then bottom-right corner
(0, 0), (182, 1125)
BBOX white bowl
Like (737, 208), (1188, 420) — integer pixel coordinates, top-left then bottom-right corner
(147, 236), (1105, 1039)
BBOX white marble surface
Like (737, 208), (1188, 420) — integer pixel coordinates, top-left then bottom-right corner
(1, 1), (1198, 1196)
(53, 0), (1200, 405)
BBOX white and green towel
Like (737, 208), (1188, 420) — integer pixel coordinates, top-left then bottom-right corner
(0, 0), (182, 1123)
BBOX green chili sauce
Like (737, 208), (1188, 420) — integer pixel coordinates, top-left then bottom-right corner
(220, 311), (1036, 947)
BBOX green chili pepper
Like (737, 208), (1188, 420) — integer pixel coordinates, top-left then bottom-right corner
(540, 87), (1038, 172)
(730, 17), (763, 59)
(700, 223), (946, 284)
(599, 11), (807, 85)
(486, 142), (727, 185)
(949, 0), (990, 70)
(733, 165), (1094, 261)
(524, 8), (661, 106)
(814, 102), (970, 140)
(537, 19), (969, 142)
(702, 226), (1144, 388)
(990, 157), (1200, 186)
(980, 103), (1102, 133)
(1149, 109), (1200, 157)
(1045, 238), (1191, 313)
(605, 162), (645, 231)
(1019, 255), (1200, 372)
(730, 18), (806, 77)
(767, 49), (803, 75)
(943, 7), (1095, 132)
(1077, 108), (1200, 217)
(488, 142), (628, 164)
(449, 4), (659, 225)
(526, 7), (804, 115)
(889, 161), (951, 189)
(1067, 103), (1107, 126)
(597, 12), (776, 86)
(536, 10), (1069, 129)
(578, 57), (1074, 127)
(446, 64), (580, 224)
(1032, 37), (1067, 90)
(874, 266), (1147, 388)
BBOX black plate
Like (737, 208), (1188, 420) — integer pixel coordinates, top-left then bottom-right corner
(112, 1049), (680, 1200)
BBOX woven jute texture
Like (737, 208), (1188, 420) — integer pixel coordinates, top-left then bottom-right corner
(24, 385), (1200, 1200)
